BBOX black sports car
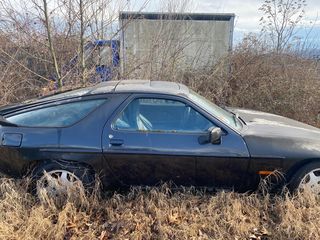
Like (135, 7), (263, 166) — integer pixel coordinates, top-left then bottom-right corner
(0, 80), (320, 196)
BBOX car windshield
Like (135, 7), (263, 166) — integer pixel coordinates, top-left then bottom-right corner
(188, 90), (242, 131)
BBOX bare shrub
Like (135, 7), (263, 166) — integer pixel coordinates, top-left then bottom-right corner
(1, 178), (320, 239)
(0, 36), (45, 105)
(176, 35), (320, 128)
(229, 50), (320, 127)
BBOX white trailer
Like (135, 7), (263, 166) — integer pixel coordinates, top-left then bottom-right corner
(119, 12), (235, 77)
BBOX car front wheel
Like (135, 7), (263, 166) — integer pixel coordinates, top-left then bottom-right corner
(289, 162), (320, 194)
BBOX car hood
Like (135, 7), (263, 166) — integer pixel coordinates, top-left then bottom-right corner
(228, 108), (320, 158)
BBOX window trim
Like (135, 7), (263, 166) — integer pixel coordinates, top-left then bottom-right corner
(111, 94), (219, 135)
(5, 97), (108, 129)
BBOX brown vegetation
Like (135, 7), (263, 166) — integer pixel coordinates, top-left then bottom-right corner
(2, 33), (319, 127)
(180, 36), (320, 128)
(1, 179), (320, 240)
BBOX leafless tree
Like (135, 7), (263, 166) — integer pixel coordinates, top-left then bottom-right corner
(0, 0), (149, 91)
(259, 0), (307, 53)
(41, 0), (62, 87)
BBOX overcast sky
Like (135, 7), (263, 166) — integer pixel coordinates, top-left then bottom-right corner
(129, 0), (320, 44)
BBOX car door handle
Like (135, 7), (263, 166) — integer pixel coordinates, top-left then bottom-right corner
(110, 139), (124, 146)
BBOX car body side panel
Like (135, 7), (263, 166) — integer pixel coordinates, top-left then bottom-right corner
(231, 108), (320, 187)
(103, 153), (196, 187)
(0, 126), (60, 176)
(56, 93), (130, 182)
(0, 93), (129, 178)
(243, 155), (285, 190)
(244, 135), (320, 187)
(244, 136), (320, 160)
(195, 132), (250, 191)
(102, 103), (197, 186)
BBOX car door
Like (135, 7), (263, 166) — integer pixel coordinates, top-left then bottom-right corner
(102, 93), (249, 189)
(103, 94), (197, 185)
(195, 136), (251, 191)
(102, 94), (199, 186)
(191, 113), (251, 191)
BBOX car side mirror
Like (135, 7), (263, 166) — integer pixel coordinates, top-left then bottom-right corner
(210, 127), (222, 144)
(198, 127), (222, 145)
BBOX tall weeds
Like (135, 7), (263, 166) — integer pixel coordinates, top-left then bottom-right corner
(0, 179), (320, 239)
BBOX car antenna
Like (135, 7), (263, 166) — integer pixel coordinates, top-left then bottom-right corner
(112, 80), (123, 92)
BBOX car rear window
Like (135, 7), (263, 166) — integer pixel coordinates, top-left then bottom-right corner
(22, 87), (93, 104)
(5, 99), (106, 127)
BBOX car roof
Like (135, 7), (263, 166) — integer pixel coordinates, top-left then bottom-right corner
(89, 80), (190, 96)
(0, 80), (191, 116)
(16, 80), (189, 105)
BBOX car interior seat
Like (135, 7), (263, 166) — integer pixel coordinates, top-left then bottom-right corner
(124, 100), (152, 131)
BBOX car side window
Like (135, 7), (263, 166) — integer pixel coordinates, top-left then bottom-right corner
(113, 98), (215, 132)
(5, 99), (107, 127)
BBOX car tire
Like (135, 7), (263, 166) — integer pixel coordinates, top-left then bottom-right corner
(288, 162), (320, 194)
(32, 161), (95, 200)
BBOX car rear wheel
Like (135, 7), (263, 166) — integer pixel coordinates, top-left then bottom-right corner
(33, 161), (94, 202)
(289, 162), (320, 194)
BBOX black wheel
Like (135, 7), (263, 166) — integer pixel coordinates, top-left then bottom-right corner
(289, 162), (320, 194)
(32, 161), (95, 201)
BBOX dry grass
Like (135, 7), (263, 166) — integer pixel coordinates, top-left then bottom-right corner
(0, 178), (319, 240)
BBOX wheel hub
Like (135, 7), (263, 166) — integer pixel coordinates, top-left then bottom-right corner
(36, 170), (83, 199)
(298, 168), (320, 194)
